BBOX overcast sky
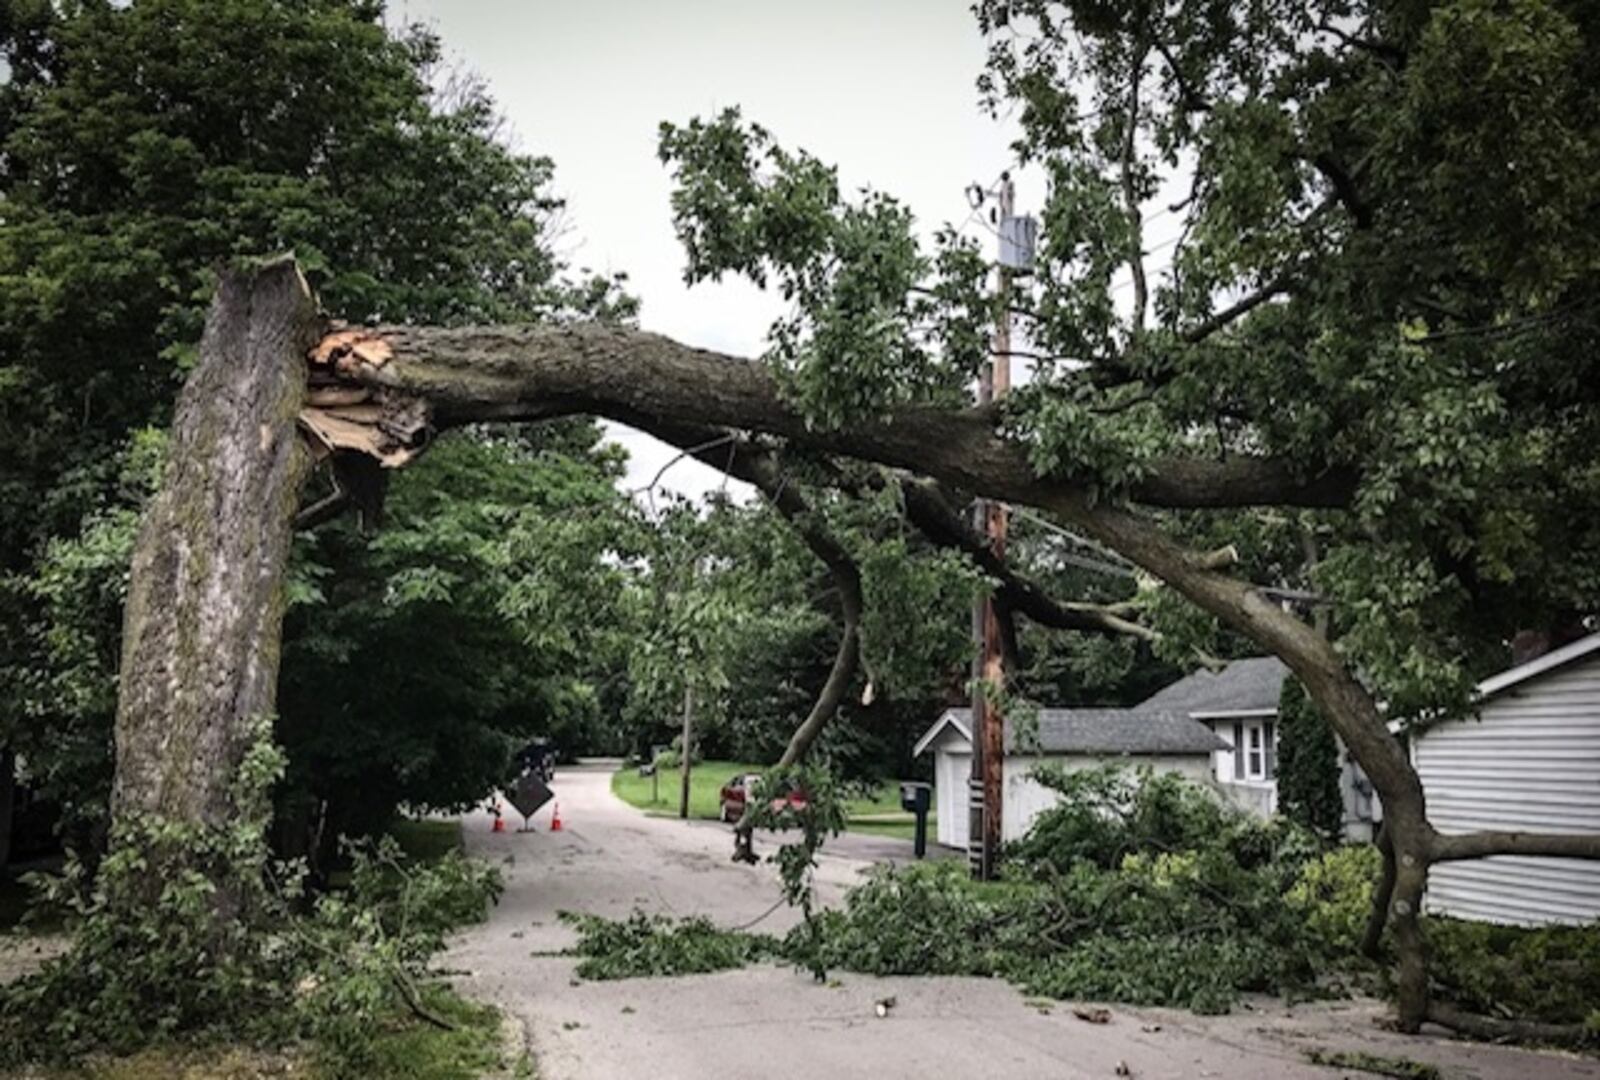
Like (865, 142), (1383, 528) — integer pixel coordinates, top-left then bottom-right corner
(397, 0), (1039, 501)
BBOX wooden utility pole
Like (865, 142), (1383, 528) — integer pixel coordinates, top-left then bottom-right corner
(678, 684), (694, 819)
(969, 175), (1018, 880)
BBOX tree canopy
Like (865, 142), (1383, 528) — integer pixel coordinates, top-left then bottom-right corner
(4, 0), (1599, 1054)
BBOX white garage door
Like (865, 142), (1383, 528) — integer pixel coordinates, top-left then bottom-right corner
(936, 748), (971, 850)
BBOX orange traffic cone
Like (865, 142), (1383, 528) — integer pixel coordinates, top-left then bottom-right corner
(550, 801), (563, 832)
(491, 799), (506, 833)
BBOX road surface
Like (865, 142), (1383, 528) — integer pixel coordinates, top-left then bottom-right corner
(445, 761), (1599, 1080)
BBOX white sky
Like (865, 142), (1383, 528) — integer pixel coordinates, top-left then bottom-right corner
(397, 0), (1041, 501)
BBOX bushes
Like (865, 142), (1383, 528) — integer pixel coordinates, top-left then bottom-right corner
(1286, 844), (1382, 953)
(1006, 765), (1318, 876)
(0, 826), (504, 1073)
(567, 769), (1366, 1013)
(1426, 918), (1600, 1030)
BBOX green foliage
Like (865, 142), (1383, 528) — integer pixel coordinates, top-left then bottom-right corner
(575, 768), (1358, 1013)
(561, 911), (772, 981)
(656, 0), (1600, 722)
(0, 724), (504, 1070)
(1276, 678), (1345, 840)
(278, 428), (635, 857)
(659, 109), (990, 427)
(1286, 845), (1382, 955)
(0, 0), (637, 868)
(291, 838), (503, 1077)
(1302, 1049), (1442, 1080)
(858, 537), (982, 699)
(1006, 765), (1304, 874)
(1425, 917), (1600, 1030)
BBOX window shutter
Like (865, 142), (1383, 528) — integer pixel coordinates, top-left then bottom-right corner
(1233, 722), (1244, 779)
(1264, 721), (1277, 779)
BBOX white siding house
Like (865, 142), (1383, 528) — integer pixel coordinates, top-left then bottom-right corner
(1413, 634), (1600, 927)
(914, 707), (1225, 850)
(1132, 657), (1378, 839)
(916, 657), (1384, 850)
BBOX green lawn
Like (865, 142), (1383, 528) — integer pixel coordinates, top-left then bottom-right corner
(610, 760), (934, 839)
(611, 759), (765, 820)
(390, 818), (466, 862)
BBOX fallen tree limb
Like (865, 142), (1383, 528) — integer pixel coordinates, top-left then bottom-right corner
(894, 476), (1157, 642)
(1429, 829), (1600, 862)
(320, 323), (1359, 510)
(1425, 1001), (1594, 1047)
(633, 419), (863, 862)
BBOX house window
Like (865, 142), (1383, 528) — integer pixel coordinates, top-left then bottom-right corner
(1231, 719), (1276, 782)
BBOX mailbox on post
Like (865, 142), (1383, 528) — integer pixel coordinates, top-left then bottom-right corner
(899, 781), (932, 858)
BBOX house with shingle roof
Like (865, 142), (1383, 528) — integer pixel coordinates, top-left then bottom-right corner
(915, 656), (1379, 851)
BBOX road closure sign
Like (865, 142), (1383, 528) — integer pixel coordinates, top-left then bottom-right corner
(508, 772), (553, 821)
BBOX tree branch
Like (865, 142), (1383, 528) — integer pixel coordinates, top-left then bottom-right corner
(1310, 152), (1374, 230)
(894, 476), (1157, 641)
(1362, 822), (1395, 959)
(321, 323), (1357, 510)
(1425, 1002), (1593, 1047)
(308, 318), (1421, 845)
(633, 418), (862, 861)
(1181, 274), (1292, 344)
(1430, 829), (1600, 863)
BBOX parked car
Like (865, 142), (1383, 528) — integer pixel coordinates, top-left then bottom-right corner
(718, 772), (808, 823)
(514, 738), (557, 782)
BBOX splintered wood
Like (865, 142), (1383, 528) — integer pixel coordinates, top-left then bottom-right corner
(300, 326), (429, 468)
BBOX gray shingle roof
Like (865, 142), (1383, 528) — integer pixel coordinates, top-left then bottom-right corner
(938, 707), (1226, 755)
(1136, 656), (1288, 715)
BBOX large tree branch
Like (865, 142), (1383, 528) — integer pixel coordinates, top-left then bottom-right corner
(309, 319), (1420, 837)
(1022, 489), (1428, 835)
(322, 323), (1356, 510)
(634, 417), (863, 860)
(640, 414), (1157, 644)
(893, 476), (1156, 642)
(1429, 829), (1600, 863)
(1424, 1002), (1592, 1047)
(1362, 822), (1395, 959)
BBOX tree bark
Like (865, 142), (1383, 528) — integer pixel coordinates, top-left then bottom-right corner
(112, 258), (318, 845)
(1389, 846), (1431, 1032)
(1362, 822), (1395, 959)
(327, 323), (1358, 510)
(1430, 829), (1600, 862)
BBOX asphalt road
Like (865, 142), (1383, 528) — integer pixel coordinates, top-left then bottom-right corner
(445, 761), (1599, 1080)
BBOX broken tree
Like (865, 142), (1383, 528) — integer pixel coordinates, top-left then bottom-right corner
(113, 260), (319, 876)
(107, 260), (1600, 1040)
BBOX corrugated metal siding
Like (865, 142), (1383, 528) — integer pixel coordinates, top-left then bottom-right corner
(1416, 654), (1600, 926)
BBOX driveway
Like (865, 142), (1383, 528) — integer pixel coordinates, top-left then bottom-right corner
(445, 761), (1599, 1080)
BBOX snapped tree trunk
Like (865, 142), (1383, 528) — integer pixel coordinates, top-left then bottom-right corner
(111, 259), (318, 883)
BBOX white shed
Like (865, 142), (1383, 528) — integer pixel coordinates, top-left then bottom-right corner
(914, 706), (1225, 851)
(1412, 633), (1600, 926)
